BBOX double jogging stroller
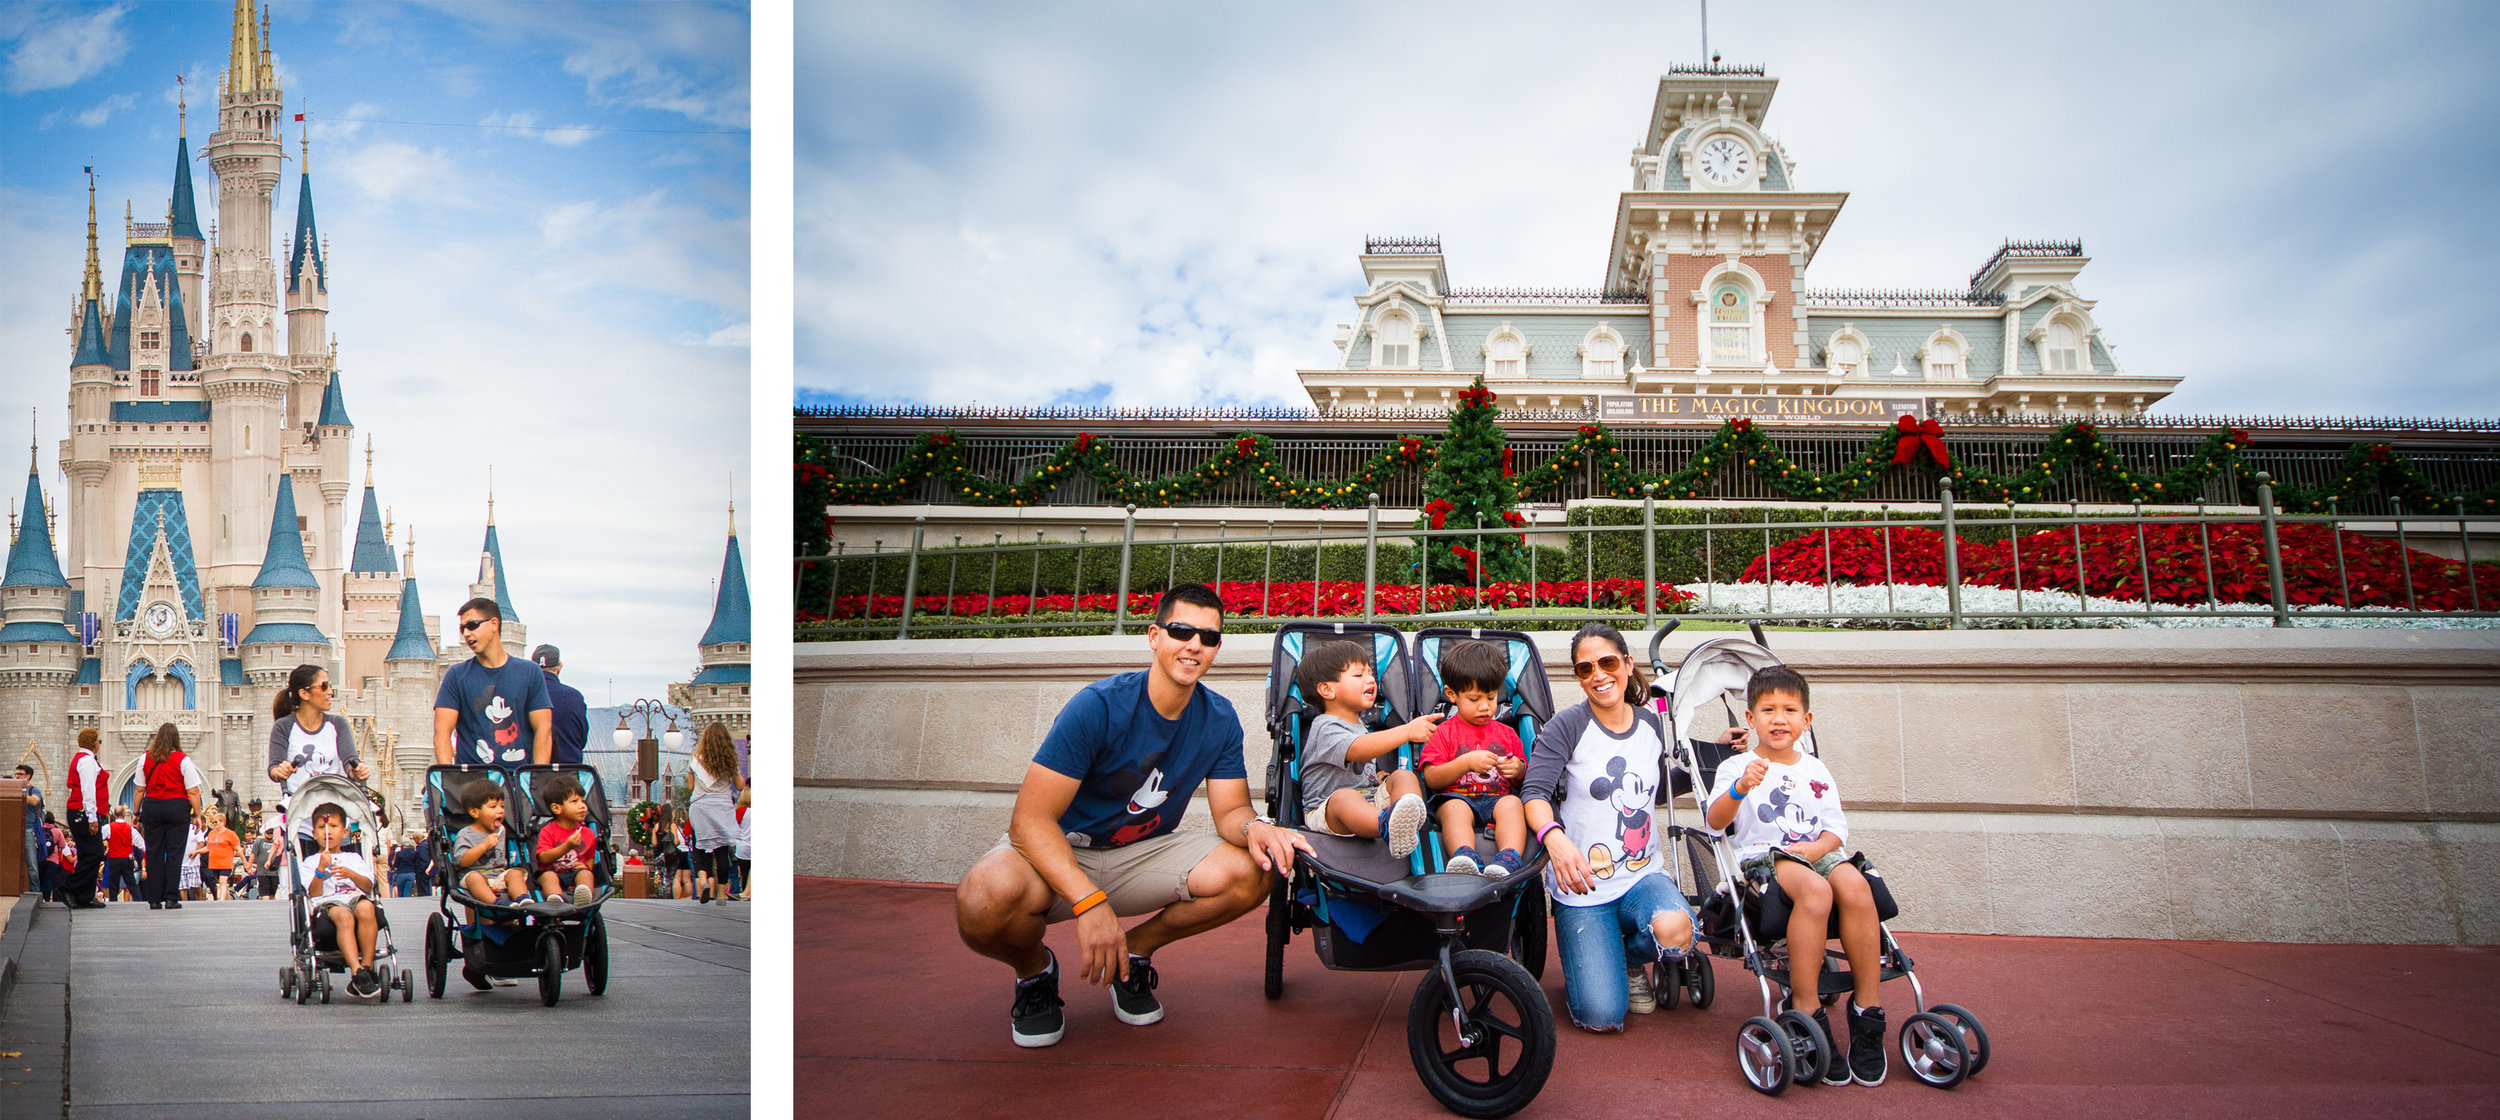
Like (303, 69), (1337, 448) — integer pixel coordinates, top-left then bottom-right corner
(1262, 622), (1556, 1118)
(420, 763), (616, 1006)
(1648, 621), (1992, 1095)
(276, 774), (416, 1004)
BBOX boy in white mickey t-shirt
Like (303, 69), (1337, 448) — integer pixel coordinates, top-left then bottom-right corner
(1704, 664), (1889, 1088)
(304, 803), (387, 999)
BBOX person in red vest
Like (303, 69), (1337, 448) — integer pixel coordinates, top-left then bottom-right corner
(137, 722), (204, 910)
(64, 728), (109, 908)
(104, 806), (141, 902)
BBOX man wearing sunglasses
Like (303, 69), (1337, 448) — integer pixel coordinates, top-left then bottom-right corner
(433, 598), (553, 767)
(956, 582), (1311, 1049)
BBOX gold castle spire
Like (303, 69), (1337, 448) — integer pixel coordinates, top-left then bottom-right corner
(227, 0), (274, 95)
(81, 172), (101, 304)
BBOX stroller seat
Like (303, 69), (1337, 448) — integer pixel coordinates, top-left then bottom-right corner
(1296, 830), (1543, 915)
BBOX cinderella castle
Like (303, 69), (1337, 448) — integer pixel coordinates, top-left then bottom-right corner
(2, 0), (752, 823)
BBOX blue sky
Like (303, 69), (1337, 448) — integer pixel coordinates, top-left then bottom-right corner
(0, 0), (750, 703)
(798, 0), (2500, 418)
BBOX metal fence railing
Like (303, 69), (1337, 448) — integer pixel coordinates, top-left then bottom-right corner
(794, 475), (2498, 639)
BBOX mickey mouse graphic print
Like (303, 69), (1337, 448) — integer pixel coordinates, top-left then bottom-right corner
(1031, 670), (1246, 849)
(435, 656), (553, 766)
(1710, 750), (1848, 861)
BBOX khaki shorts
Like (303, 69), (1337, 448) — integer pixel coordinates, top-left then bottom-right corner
(990, 829), (1226, 923)
(1302, 782), (1391, 836)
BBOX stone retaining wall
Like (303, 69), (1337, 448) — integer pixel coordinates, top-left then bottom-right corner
(797, 629), (2500, 944)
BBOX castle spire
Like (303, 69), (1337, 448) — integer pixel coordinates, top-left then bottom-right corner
(387, 530), (434, 662)
(226, 0), (262, 94)
(3, 462), (69, 590)
(250, 474), (319, 589)
(698, 512), (750, 647)
(350, 440), (394, 576)
(171, 123), (202, 242)
(287, 158), (324, 294)
(81, 170), (102, 303)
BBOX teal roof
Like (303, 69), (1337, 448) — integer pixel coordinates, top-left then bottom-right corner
(317, 370), (351, 427)
(4, 469), (69, 588)
(387, 575), (434, 661)
(699, 531), (750, 646)
(73, 298), (107, 367)
(219, 658), (247, 687)
(170, 135), (202, 242)
(349, 485), (395, 574)
(287, 172), (325, 295)
(251, 475), (321, 589)
(73, 658), (100, 685)
(1762, 149), (1789, 190)
(1808, 315), (2003, 380)
(1440, 313), (1651, 379)
(239, 620), (327, 646)
(114, 489), (203, 622)
(106, 243), (193, 373)
(111, 401), (211, 424)
(483, 523), (519, 622)
(0, 620), (75, 642)
(689, 663), (750, 685)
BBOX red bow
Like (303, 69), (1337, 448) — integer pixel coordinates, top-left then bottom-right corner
(1075, 433), (1096, 453)
(1451, 544), (1481, 582)
(795, 463), (829, 484)
(1730, 417), (1754, 433)
(1425, 499), (1453, 530)
(1456, 384), (1496, 409)
(1890, 415), (1951, 467)
(1399, 436), (1422, 458)
(2227, 428), (2248, 447)
(1500, 447), (1514, 478)
(1234, 435), (1258, 455)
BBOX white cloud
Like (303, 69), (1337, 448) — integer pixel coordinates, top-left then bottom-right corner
(310, 102), (384, 142)
(72, 90), (131, 126)
(3, 4), (129, 94)
(335, 139), (465, 207)
(481, 110), (599, 147)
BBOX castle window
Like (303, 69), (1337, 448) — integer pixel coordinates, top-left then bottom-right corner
(140, 369), (160, 396)
(239, 333), (253, 353)
(2047, 320), (2081, 372)
(1373, 308), (1417, 369)
(140, 330), (160, 351)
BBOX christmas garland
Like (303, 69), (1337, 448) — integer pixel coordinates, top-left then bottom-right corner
(626, 800), (665, 849)
(800, 421), (2500, 512)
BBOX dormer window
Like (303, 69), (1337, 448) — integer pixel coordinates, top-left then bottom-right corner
(1579, 324), (1626, 380)
(2047, 320), (2082, 372)
(1919, 328), (1968, 380)
(1825, 325), (1868, 378)
(1374, 308), (1417, 369)
(1484, 325), (1526, 379)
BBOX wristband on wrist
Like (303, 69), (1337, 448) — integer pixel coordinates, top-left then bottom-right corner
(1534, 821), (1566, 847)
(1727, 785), (1747, 802)
(1069, 889), (1108, 918)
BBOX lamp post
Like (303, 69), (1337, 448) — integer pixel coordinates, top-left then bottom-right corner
(613, 699), (684, 803)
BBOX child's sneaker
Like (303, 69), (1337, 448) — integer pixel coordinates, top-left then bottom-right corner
(1111, 954), (1162, 1026)
(1444, 849), (1479, 875)
(1382, 794), (1427, 858)
(1009, 952), (1064, 1048)
(1625, 964), (1657, 1014)
(1815, 1008), (1850, 1084)
(347, 966), (379, 999)
(1848, 1000), (1887, 1086)
(572, 884), (594, 907)
(1484, 849), (1523, 878)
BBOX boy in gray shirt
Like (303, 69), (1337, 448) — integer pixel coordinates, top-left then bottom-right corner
(451, 780), (531, 912)
(1294, 641), (1439, 857)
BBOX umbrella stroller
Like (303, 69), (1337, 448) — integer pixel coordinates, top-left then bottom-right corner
(276, 774), (415, 1004)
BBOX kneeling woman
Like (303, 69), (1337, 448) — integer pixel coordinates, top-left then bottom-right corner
(1522, 623), (1695, 1032)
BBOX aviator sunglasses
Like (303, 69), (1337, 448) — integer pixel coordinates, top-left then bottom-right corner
(1572, 654), (1627, 679)
(1156, 621), (1223, 647)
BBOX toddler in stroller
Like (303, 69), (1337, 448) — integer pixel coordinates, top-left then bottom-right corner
(276, 775), (414, 1004)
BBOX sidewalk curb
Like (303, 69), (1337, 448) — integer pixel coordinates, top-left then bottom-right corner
(0, 894), (32, 1014)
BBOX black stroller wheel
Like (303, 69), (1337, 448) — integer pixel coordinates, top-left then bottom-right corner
(400, 967), (414, 1003)
(1510, 884), (1547, 981)
(1900, 1010), (1973, 1088)
(279, 964), (295, 1000)
(537, 935), (564, 1007)
(1930, 1003), (1990, 1077)
(1658, 959), (1681, 1012)
(295, 963), (313, 1005)
(317, 970), (332, 1004)
(1776, 1008), (1833, 1086)
(585, 915), (610, 996)
(1262, 876), (1287, 1000)
(424, 913), (449, 998)
(1736, 1016), (1794, 1095)
(1685, 952), (1714, 1009)
(1404, 949), (1555, 1119)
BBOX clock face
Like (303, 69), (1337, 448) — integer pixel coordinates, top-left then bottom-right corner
(145, 602), (175, 636)
(1697, 135), (1753, 186)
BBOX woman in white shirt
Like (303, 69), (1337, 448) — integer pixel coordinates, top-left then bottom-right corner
(684, 723), (748, 905)
(1521, 623), (1697, 1032)
(266, 664), (371, 796)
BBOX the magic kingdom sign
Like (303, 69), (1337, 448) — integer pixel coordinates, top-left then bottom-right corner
(1598, 395), (1925, 424)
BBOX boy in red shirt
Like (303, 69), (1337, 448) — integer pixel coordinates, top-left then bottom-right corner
(534, 776), (600, 906)
(1419, 641), (1528, 877)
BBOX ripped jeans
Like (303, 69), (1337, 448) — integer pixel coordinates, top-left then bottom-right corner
(1550, 870), (1695, 1030)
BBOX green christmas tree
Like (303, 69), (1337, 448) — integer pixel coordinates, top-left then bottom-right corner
(1415, 378), (1530, 585)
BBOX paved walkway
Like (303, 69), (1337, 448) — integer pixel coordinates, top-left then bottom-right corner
(3, 894), (748, 1119)
(800, 877), (2500, 1119)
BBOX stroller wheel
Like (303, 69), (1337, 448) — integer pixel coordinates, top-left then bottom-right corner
(584, 915), (610, 996)
(317, 971), (332, 1004)
(1686, 952), (1714, 1010)
(1737, 1016), (1794, 1095)
(1929, 1003), (1990, 1077)
(294, 964), (313, 1005)
(537, 934), (564, 1007)
(400, 967), (415, 1003)
(1776, 1008), (1833, 1086)
(280, 964), (295, 1000)
(1262, 876), (1288, 1001)
(1900, 1010), (1973, 1089)
(1510, 884), (1547, 982)
(1658, 960), (1681, 1012)
(424, 913), (448, 999)
(1404, 949), (1555, 1119)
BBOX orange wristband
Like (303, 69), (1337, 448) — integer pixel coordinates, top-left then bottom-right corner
(1069, 889), (1108, 918)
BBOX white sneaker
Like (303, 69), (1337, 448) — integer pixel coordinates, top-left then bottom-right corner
(1444, 849), (1479, 875)
(1625, 964), (1658, 1015)
(1384, 794), (1427, 858)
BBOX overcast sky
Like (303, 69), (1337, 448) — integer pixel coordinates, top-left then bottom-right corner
(0, 0), (750, 705)
(799, 0), (2500, 419)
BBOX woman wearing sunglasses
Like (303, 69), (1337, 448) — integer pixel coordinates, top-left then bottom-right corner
(1520, 623), (1696, 1032)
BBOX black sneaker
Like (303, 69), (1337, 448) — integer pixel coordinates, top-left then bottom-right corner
(1010, 954), (1065, 1048)
(1110, 954), (1163, 1026)
(463, 954), (491, 991)
(1849, 1001), (1887, 1086)
(347, 967), (379, 999)
(1815, 1009), (1849, 1084)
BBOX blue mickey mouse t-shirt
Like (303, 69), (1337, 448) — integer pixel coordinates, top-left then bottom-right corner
(1032, 671), (1246, 849)
(435, 656), (553, 766)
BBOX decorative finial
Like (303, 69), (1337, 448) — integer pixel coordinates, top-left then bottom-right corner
(364, 435), (373, 485)
(29, 409), (38, 473)
(82, 167), (101, 303)
(385, 505), (394, 545)
(403, 525), (414, 572)
(486, 466), (495, 525)
(177, 74), (187, 136)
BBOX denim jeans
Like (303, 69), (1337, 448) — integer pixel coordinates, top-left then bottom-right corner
(392, 872), (418, 898)
(1550, 870), (1696, 1031)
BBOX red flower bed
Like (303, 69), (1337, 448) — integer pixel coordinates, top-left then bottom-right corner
(806, 579), (1698, 622)
(1740, 522), (2498, 610)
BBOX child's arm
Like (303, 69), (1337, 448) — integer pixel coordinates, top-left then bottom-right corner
(535, 831), (568, 866)
(1704, 757), (1769, 831)
(330, 857), (372, 893)
(1343, 711), (1441, 765)
(1422, 749), (1502, 791)
(455, 834), (493, 868)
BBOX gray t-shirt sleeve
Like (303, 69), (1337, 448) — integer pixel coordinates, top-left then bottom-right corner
(1521, 704), (1591, 805)
(332, 714), (360, 769)
(452, 827), (505, 870)
(1297, 715), (1367, 815)
(267, 719), (290, 773)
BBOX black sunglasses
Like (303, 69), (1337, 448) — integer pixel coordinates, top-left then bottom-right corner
(459, 618), (491, 632)
(1572, 654), (1627, 679)
(1157, 621), (1222, 647)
